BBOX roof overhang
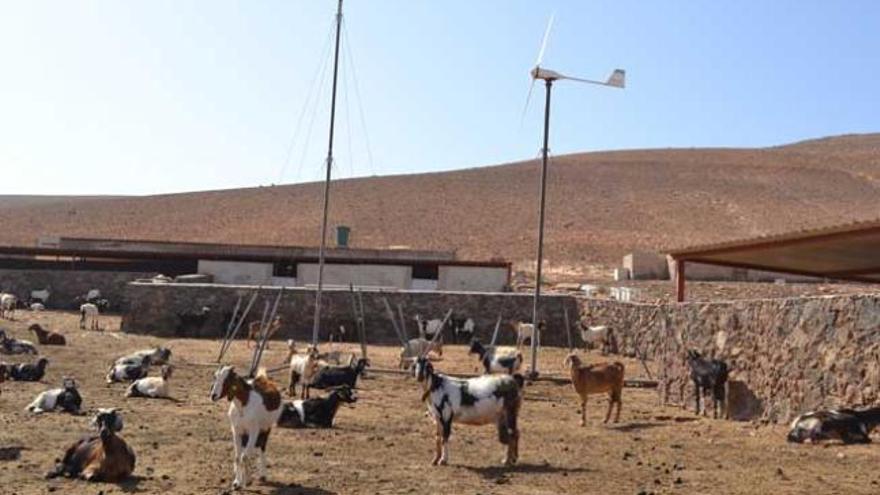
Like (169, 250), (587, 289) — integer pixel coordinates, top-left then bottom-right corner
(666, 219), (880, 283)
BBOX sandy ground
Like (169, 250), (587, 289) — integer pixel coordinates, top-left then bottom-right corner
(1, 311), (879, 495)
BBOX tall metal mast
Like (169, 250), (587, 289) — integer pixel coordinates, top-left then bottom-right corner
(312, 0), (344, 347)
(529, 78), (552, 378)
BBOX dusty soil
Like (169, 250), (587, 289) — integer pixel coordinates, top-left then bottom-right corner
(2, 134), (880, 281)
(1, 311), (879, 495)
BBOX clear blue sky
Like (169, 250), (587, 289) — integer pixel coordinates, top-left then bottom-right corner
(1, 1), (877, 195)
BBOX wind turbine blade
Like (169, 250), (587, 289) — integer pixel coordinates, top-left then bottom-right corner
(519, 78), (537, 129)
(535, 13), (555, 67)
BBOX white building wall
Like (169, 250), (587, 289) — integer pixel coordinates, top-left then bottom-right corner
(437, 266), (508, 292)
(197, 260), (273, 285)
(297, 263), (412, 289)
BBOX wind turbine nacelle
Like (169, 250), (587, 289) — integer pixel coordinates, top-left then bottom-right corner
(606, 69), (626, 88)
(531, 67), (565, 81)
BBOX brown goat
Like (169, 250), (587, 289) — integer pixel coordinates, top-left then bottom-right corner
(29, 324), (66, 346)
(47, 408), (135, 482)
(564, 353), (625, 426)
(247, 316), (282, 349)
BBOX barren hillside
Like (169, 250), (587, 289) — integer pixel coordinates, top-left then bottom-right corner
(2, 133), (879, 280)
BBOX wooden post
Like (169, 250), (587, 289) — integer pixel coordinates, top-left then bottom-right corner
(675, 259), (686, 303)
(489, 313), (503, 346)
(382, 297), (406, 345)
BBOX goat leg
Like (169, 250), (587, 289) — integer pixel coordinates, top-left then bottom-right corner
(581, 396), (588, 427)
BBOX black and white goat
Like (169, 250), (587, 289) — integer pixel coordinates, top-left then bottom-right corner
(11, 358), (49, 381)
(210, 365), (283, 490)
(413, 356), (523, 466)
(27, 377), (82, 414)
(107, 355), (151, 383)
(126, 365), (173, 399)
(47, 408), (135, 482)
(115, 347), (172, 366)
(468, 339), (523, 375)
(450, 317), (476, 343)
(685, 349), (730, 419)
(787, 407), (880, 444)
(0, 329), (38, 355)
(277, 385), (358, 429)
(307, 358), (369, 395)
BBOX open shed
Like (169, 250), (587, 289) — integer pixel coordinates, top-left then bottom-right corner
(666, 219), (880, 301)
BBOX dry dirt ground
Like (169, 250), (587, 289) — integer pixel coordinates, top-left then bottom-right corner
(1, 311), (879, 495)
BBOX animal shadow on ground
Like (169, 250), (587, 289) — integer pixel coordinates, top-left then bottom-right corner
(0, 446), (25, 461)
(463, 462), (590, 481)
(118, 475), (147, 493)
(266, 480), (337, 494)
(606, 421), (667, 432)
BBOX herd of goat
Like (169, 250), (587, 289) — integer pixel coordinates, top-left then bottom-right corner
(2, 306), (880, 490)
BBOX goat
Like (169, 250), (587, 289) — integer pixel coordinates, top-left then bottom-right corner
(579, 325), (617, 354)
(468, 339), (523, 375)
(450, 317), (476, 344)
(413, 356), (523, 466)
(210, 365), (283, 490)
(0, 293), (17, 319)
(398, 337), (443, 369)
(563, 353), (625, 426)
(284, 340), (320, 398)
(317, 349), (355, 366)
(79, 303), (99, 330)
(0, 330), (39, 355)
(787, 407), (880, 444)
(115, 347), (172, 366)
(126, 365), (173, 399)
(29, 323), (66, 346)
(246, 315), (281, 349)
(277, 385), (358, 429)
(46, 408), (135, 482)
(30, 288), (50, 305)
(30, 302), (45, 311)
(27, 377), (82, 414)
(328, 324), (346, 343)
(306, 358), (369, 396)
(10, 358), (49, 381)
(513, 320), (544, 349)
(176, 305), (211, 333)
(685, 349), (730, 419)
(107, 356), (151, 384)
(414, 315), (444, 340)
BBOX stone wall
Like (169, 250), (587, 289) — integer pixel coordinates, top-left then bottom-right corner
(579, 294), (880, 422)
(121, 282), (578, 347)
(0, 269), (158, 310)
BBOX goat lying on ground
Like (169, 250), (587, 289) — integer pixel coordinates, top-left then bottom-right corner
(787, 407), (880, 444)
(79, 303), (99, 330)
(284, 340), (320, 398)
(210, 366), (283, 490)
(307, 358), (369, 396)
(277, 385), (357, 429)
(30, 302), (45, 312)
(247, 315), (282, 348)
(563, 353), (625, 426)
(115, 347), (172, 366)
(27, 377), (82, 414)
(685, 350), (730, 419)
(46, 408), (135, 482)
(107, 356), (151, 384)
(468, 339), (522, 375)
(413, 356), (523, 466)
(0, 330), (38, 355)
(126, 365), (173, 399)
(11, 358), (49, 381)
(29, 324), (66, 346)
(398, 337), (443, 369)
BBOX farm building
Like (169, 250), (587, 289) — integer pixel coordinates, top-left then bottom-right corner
(0, 235), (511, 309)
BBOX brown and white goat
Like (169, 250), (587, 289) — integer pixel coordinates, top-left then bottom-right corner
(563, 353), (625, 426)
(284, 340), (321, 398)
(247, 316), (282, 348)
(29, 323), (66, 346)
(210, 366), (283, 490)
(47, 408), (135, 482)
(413, 356), (523, 466)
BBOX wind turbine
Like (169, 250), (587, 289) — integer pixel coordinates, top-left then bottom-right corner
(524, 16), (625, 378)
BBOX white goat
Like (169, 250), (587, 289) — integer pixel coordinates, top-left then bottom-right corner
(580, 325), (616, 354)
(126, 365), (173, 399)
(80, 303), (99, 330)
(284, 340), (320, 398)
(0, 293), (17, 319)
(513, 321), (543, 349)
(210, 365), (283, 490)
(414, 315), (444, 339)
(30, 302), (45, 312)
(115, 347), (172, 366)
(398, 337), (443, 369)
(30, 288), (50, 304)
(413, 356), (523, 466)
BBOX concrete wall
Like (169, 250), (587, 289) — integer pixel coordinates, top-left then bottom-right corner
(438, 266), (508, 292)
(579, 294), (880, 422)
(624, 251), (669, 280)
(0, 268), (157, 310)
(297, 263), (412, 290)
(197, 260), (273, 285)
(121, 282), (578, 346)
